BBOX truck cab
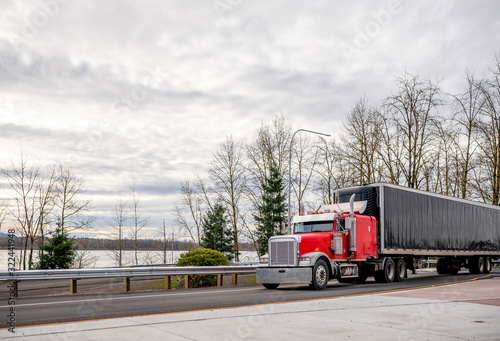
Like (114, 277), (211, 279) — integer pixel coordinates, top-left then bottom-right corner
(257, 194), (379, 290)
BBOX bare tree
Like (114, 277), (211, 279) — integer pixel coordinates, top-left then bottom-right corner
(290, 134), (320, 213)
(157, 218), (171, 264)
(129, 182), (150, 265)
(246, 115), (291, 186)
(35, 165), (58, 255)
(342, 97), (382, 185)
(474, 57), (500, 205)
(208, 136), (247, 261)
(246, 115), (291, 240)
(0, 203), (7, 232)
(376, 107), (404, 185)
(384, 72), (441, 189)
(430, 121), (460, 195)
(54, 163), (94, 234)
(2, 153), (58, 269)
(450, 71), (482, 199)
(108, 196), (128, 266)
(173, 178), (204, 247)
(315, 138), (355, 204)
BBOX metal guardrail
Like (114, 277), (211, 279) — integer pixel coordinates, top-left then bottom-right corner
(0, 265), (257, 282)
(0, 265), (258, 297)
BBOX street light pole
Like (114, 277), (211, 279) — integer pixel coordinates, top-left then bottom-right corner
(288, 129), (331, 234)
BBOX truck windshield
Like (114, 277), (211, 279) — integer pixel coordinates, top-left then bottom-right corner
(294, 221), (333, 233)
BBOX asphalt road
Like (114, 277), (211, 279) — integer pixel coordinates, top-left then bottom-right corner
(2, 268), (498, 328)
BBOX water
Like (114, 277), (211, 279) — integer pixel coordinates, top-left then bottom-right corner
(0, 249), (259, 270)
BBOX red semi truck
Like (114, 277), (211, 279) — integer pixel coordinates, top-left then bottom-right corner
(256, 183), (500, 289)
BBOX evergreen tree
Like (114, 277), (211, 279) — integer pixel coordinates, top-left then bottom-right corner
(201, 202), (235, 260)
(254, 163), (287, 256)
(37, 227), (78, 269)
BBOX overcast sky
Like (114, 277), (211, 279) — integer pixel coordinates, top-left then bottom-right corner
(1, 1), (499, 239)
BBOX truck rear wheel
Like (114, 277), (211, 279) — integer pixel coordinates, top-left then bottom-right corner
(469, 256), (485, 274)
(311, 260), (329, 290)
(262, 283), (279, 290)
(484, 257), (492, 274)
(394, 258), (406, 282)
(374, 258), (395, 283)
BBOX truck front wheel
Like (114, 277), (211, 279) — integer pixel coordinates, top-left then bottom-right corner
(311, 260), (329, 290)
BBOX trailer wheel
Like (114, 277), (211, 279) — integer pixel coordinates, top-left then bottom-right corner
(484, 257), (492, 274)
(262, 283), (279, 290)
(311, 260), (329, 290)
(470, 256), (485, 274)
(394, 258), (406, 282)
(436, 258), (446, 275)
(375, 258), (395, 283)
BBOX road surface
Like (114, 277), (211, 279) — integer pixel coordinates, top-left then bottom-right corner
(1, 268), (497, 328)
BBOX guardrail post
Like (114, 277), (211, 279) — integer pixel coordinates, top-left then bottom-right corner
(217, 274), (223, 287)
(231, 273), (237, 286)
(70, 279), (78, 294)
(164, 275), (171, 290)
(124, 277), (131, 292)
(184, 275), (190, 289)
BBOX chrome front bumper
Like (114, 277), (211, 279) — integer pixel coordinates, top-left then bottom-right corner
(256, 267), (312, 284)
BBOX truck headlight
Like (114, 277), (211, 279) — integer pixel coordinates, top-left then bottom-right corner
(300, 256), (311, 265)
(259, 254), (269, 265)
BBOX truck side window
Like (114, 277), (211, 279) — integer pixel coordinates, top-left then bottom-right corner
(336, 219), (345, 232)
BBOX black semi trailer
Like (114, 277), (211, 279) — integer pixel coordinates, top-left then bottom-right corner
(334, 183), (500, 274)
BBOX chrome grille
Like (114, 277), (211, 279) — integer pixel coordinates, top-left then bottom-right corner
(269, 238), (297, 266)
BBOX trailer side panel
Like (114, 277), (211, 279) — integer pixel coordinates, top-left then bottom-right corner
(381, 185), (500, 252)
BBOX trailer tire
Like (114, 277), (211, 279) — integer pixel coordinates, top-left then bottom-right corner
(436, 258), (446, 275)
(394, 258), (406, 282)
(375, 258), (396, 283)
(470, 256), (485, 274)
(311, 260), (329, 290)
(484, 257), (492, 274)
(262, 283), (279, 290)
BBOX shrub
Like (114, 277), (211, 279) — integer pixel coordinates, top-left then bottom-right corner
(176, 248), (229, 287)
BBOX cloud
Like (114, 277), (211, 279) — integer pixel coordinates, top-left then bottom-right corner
(1, 0), (500, 238)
